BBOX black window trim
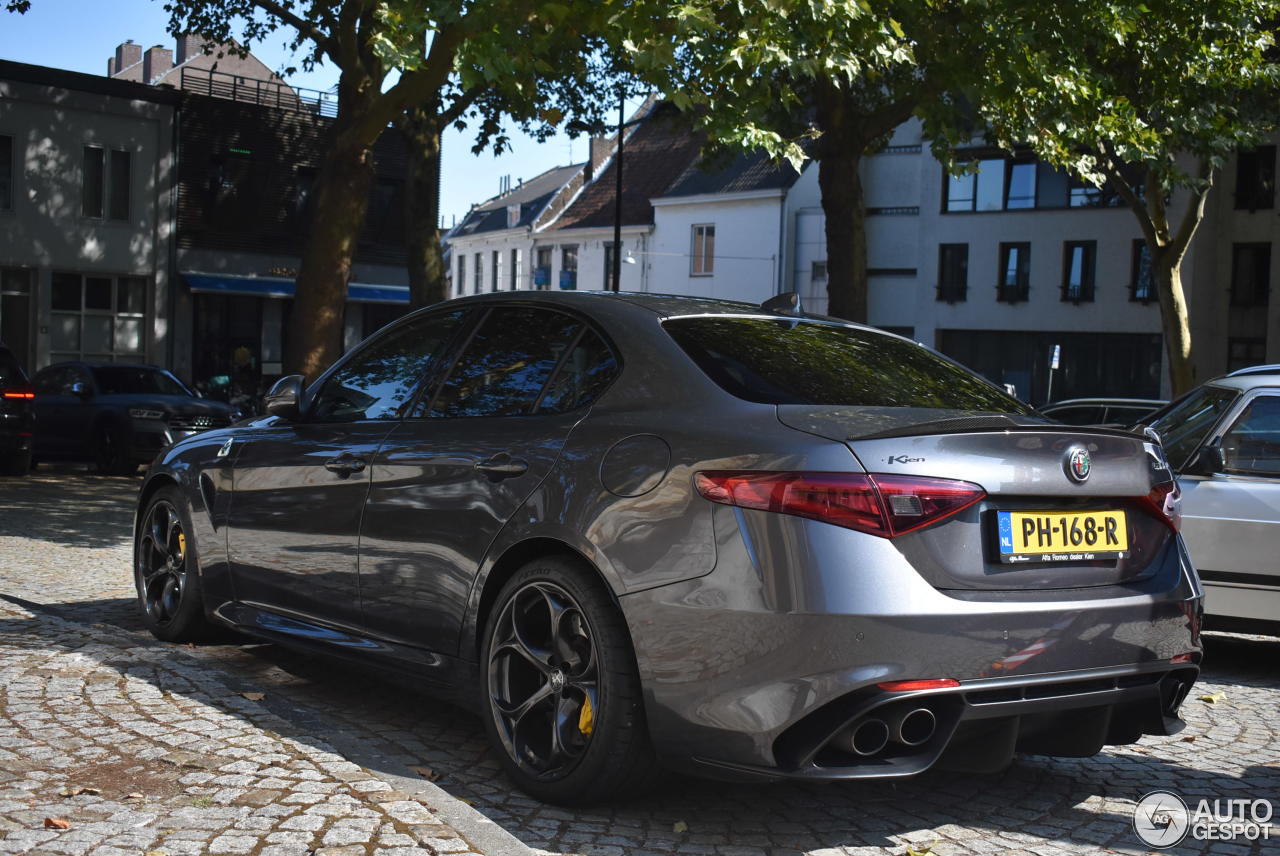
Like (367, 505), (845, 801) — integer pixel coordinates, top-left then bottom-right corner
(996, 241), (1031, 303)
(1061, 240), (1097, 304)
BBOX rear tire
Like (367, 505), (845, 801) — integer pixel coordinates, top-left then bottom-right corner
(134, 487), (213, 642)
(0, 450), (31, 477)
(95, 422), (138, 476)
(480, 557), (660, 805)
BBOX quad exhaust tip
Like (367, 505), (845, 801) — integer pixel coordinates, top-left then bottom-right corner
(887, 707), (937, 747)
(836, 706), (938, 758)
(844, 718), (890, 756)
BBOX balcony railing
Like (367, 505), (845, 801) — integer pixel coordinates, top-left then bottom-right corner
(180, 66), (337, 118)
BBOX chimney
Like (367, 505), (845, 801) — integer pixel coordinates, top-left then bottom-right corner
(585, 135), (614, 182)
(107, 57), (116, 76)
(143, 45), (173, 84)
(114, 41), (142, 73)
(175, 34), (205, 65)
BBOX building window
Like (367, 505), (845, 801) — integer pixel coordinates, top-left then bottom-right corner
(82, 146), (130, 220)
(1227, 337), (1267, 372)
(691, 224), (715, 275)
(534, 246), (552, 289)
(1235, 146), (1275, 211)
(510, 248), (522, 290)
(1004, 160), (1037, 209)
(603, 242), (616, 289)
(0, 267), (33, 366)
(491, 250), (500, 292)
(1062, 241), (1096, 303)
(937, 244), (968, 303)
(456, 253), (466, 296)
(811, 261), (828, 281)
(0, 135), (12, 212)
(49, 272), (147, 362)
(473, 252), (483, 295)
(1231, 243), (1271, 307)
(997, 243), (1030, 303)
(1131, 241), (1155, 303)
(560, 245), (578, 290)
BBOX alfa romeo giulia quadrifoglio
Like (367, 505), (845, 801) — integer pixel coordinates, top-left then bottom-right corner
(132, 291), (1203, 804)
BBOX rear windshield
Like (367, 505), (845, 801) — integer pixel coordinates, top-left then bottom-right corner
(663, 317), (1034, 412)
(92, 366), (191, 397)
(0, 350), (25, 388)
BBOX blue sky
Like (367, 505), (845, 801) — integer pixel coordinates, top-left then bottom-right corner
(0, 0), (607, 225)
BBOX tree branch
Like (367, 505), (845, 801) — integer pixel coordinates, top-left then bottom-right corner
(250, 0), (336, 60)
(440, 86), (482, 125)
(1097, 140), (1158, 245)
(335, 0), (363, 71)
(1168, 157), (1214, 262)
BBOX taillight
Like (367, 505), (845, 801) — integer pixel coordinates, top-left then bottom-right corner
(1139, 479), (1181, 532)
(1, 386), (34, 400)
(693, 471), (985, 537)
(877, 678), (960, 692)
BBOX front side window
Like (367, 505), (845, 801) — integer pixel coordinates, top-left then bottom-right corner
(1222, 395), (1280, 475)
(1131, 241), (1154, 302)
(691, 224), (715, 275)
(1230, 242), (1270, 307)
(1062, 241), (1096, 302)
(664, 316), (1034, 413)
(311, 310), (463, 422)
(998, 243), (1030, 303)
(938, 243), (968, 303)
(1147, 385), (1240, 470)
(430, 307), (582, 418)
(33, 365), (86, 396)
(0, 134), (12, 212)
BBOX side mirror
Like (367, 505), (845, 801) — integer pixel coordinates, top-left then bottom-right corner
(70, 381), (90, 399)
(264, 374), (306, 421)
(1189, 439), (1225, 475)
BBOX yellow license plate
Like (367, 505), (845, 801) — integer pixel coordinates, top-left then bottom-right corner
(996, 510), (1129, 563)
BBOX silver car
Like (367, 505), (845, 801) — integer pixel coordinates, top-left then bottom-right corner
(1144, 365), (1280, 636)
(133, 291), (1202, 805)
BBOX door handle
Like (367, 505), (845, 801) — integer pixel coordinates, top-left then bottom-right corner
(474, 452), (529, 480)
(324, 453), (367, 477)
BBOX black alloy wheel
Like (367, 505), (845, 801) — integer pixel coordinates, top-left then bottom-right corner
(135, 488), (210, 641)
(481, 558), (659, 804)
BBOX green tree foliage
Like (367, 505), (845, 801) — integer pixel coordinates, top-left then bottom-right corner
(161, 0), (619, 379)
(617, 1), (981, 322)
(971, 0), (1280, 394)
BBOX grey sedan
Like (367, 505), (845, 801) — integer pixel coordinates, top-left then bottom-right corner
(132, 291), (1202, 804)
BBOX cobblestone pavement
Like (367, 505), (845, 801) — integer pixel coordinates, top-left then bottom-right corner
(0, 467), (1277, 856)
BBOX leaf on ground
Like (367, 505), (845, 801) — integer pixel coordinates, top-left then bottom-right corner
(42, 818), (71, 829)
(673, 820), (688, 834)
(239, 692), (265, 701)
(126, 793), (144, 800)
(409, 765), (441, 782)
(59, 786), (101, 797)
(1182, 735), (1197, 742)
(185, 642), (195, 649)
(1199, 691), (1226, 704)
(906, 841), (939, 856)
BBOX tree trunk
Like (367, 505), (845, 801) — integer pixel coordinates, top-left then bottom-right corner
(1152, 248), (1196, 396)
(286, 127), (374, 380)
(818, 151), (868, 321)
(400, 107), (445, 309)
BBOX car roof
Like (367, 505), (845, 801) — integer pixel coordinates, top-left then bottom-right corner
(1041, 398), (1167, 409)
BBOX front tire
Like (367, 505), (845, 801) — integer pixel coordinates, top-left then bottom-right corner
(135, 487), (212, 642)
(481, 557), (659, 805)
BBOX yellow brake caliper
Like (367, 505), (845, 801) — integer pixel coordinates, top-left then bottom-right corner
(577, 694), (594, 737)
(176, 532), (186, 562)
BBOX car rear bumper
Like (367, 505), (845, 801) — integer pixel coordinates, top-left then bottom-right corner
(620, 508), (1203, 778)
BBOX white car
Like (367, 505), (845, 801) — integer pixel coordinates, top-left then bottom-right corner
(1145, 365), (1280, 635)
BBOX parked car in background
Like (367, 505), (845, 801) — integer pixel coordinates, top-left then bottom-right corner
(1142, 365), (1280, 635)
(0, 343), (35, 476)
(133, 291), (1201, 805)
(32, 362), (238, 475)
(1041, 397), (1167, 427)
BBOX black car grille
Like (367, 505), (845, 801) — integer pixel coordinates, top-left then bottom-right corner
(167, 414), (231, 432)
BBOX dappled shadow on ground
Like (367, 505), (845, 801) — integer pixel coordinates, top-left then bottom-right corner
(8, 602), (1271, 856)
(0, 464), (140, 549)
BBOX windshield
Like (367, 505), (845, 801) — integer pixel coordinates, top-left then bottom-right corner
(92, 366), (192, 397)
(1147, 385), (1239, 469)
(663, 316), (1036, 413)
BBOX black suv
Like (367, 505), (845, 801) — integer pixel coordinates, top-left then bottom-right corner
(0, 344), (35, 476)
(31, 362), (238, 475)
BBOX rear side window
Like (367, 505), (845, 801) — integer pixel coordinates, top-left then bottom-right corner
(430, 307), (582, 418)
(663, 317), (1033, 412)
(537, 329), (618, 414)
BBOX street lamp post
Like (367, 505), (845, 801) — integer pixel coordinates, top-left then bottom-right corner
(611, 95), (623, 293)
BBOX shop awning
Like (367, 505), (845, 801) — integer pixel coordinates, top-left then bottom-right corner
(183, 273), (410, 304)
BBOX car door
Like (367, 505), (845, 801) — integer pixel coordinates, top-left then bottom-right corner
(226, 309), (466, 628)
(357, 306), (619, 655)
(32, 364), (92, 458)
(1179, 390), (1280, 624)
